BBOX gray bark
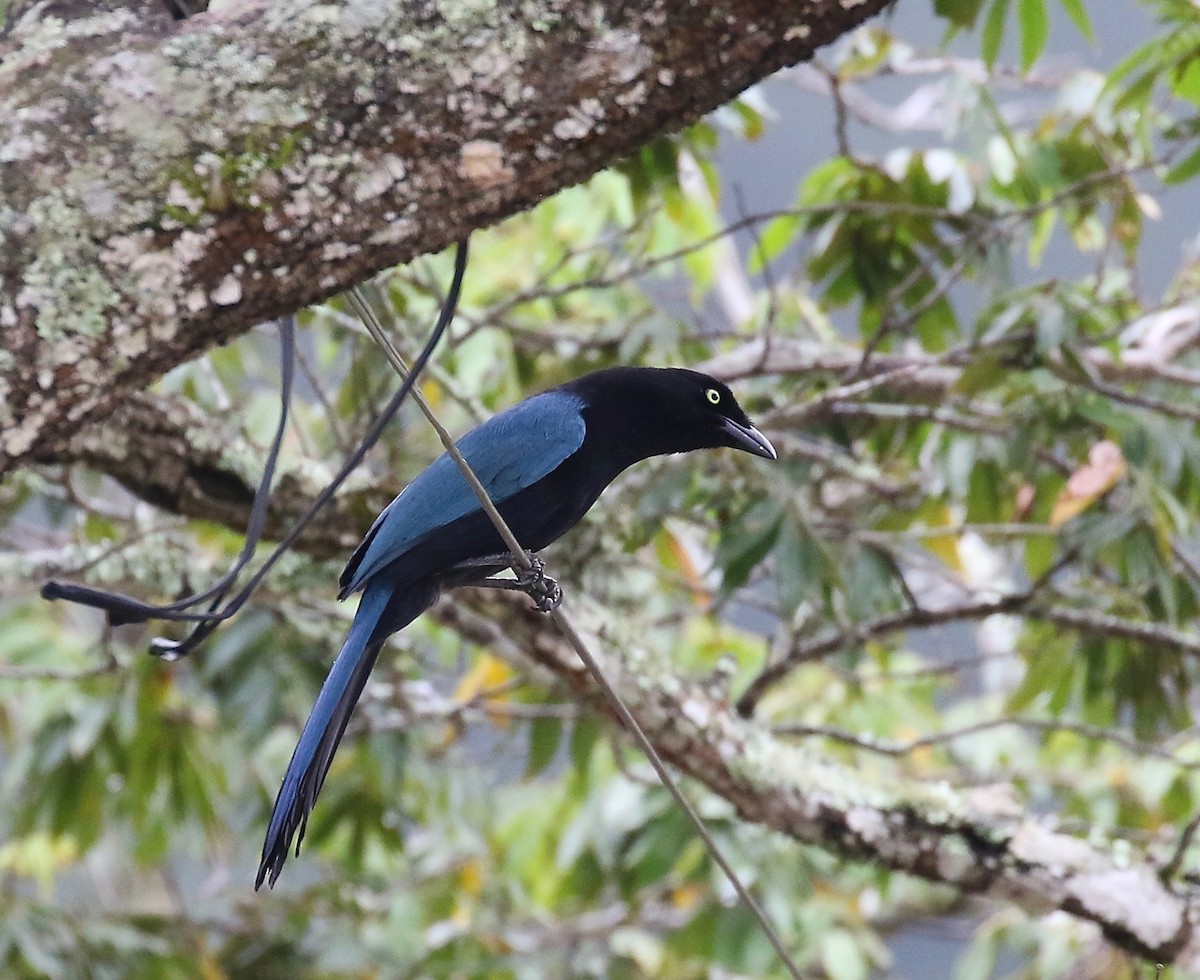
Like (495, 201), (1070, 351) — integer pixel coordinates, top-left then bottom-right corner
(0, 0), (891, 472)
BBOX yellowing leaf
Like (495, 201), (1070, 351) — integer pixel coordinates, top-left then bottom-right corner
(920, 505), (964, 574)
(1050, 440), (1126, 528)
(656, 527), (711, 609)
(421, 378), (443, 409)
(458, 856), (485, 899)
(893, 724), (935, 772)
(671, 882), (705, 910)
(0, 833), (78, 897)
(198, 950), (228, 980)
(453, 653), (516, 727)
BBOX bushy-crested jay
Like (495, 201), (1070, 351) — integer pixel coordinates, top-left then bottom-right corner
(257, 366), (776, 888)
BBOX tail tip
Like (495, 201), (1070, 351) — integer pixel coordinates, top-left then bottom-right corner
(256, 809), (308, 891)
(254, 851), (282, 891)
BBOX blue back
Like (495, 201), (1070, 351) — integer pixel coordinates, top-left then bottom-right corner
(340, 389), (587, 595)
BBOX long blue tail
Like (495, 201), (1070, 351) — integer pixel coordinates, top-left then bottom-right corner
(256, 577), (435, 889)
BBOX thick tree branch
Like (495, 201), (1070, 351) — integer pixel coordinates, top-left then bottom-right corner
(434, 594), (1200, 968)
(36, 389), (383, 559)
(0, 0), (891, 472)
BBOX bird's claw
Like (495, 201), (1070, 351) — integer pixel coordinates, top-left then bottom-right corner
(531, 575), (562, 613)
(516, 554), (562, 612)
(445, 551), (563, 610)
(513, 553), (545, 588)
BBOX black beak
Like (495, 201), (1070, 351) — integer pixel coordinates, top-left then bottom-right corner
(720, 418), (777, 460)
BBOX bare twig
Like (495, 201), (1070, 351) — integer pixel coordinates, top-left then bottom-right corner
(1057, 370), (1200, 424)
(773, 716), (1199, 770)
(1162, 810), (1200, 882)
(1029, 605), (1200, 658)
(358, 681), (579, 734)
(737, 552), (1076, 717)
(350, 287), (805, 978)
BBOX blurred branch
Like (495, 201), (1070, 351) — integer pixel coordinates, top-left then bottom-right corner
(357, 678), (579, 735)
(418, 887), (690, 960)
(736, 591), (1200, 719)
(772, 431), (918, 499)
(1052, 367), (1200, 424)
(736, 590), (1041, 718)
(1163, 812), (1200, 883)
(704, 313), (1200, 396)
(773, 717), (1200, 770)
(1029, 604), (1200, 658)
(34, 390), (385, 561)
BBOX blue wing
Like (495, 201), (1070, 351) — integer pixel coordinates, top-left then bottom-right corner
(339, 389), (586, 596)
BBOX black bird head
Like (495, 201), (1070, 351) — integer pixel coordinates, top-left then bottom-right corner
(568, 367), (777, 465)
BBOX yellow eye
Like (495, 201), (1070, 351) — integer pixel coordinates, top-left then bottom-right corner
(705, 388), (721, 405)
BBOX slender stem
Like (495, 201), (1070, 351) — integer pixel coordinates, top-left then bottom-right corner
(774, 717), (1197, 770)
(545, 607), (802, 979)
(1162, 810), (1200, 882)
(736, 551), (1079, 717)
(350, 287), (803, 979)
(346, 289), (531, 566)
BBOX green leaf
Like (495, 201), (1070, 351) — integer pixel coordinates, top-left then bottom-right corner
(730, 99), (765, 141)
(716, 503), (783, 594)
(1056, 0), (1093, 42)
(914, 295), (958, 353)
(776, 516), (829, 618)
(1165, 143), (1200, 185)
(821, 929), (870, 980)
(955, 932), (1001, 980)
(1171, 56), (1200, 106)
(1116, 68), (1157, 113)
(1017, 0), (1049, 73)
(966, 461), (1004, 524)
(526, 715), (562, 778)
(750, 213), (802, 273)
(935, 0), (986, 30)
(1024, 533), (1055, 580)
(981, 0), (1011, 68)
(1163, 773), (1194, 822)
(569, 717), (601, 775)
(953, 353), (1008, 397)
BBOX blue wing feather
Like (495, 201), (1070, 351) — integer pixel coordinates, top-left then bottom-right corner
(339, 389), (586, 596)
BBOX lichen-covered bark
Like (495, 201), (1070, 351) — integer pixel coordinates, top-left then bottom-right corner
(0, 0), (890, 472)
(42, 389), (385, 556)
(440, 596), (1200, 968)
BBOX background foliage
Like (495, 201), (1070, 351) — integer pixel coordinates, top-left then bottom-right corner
(4, 0), (1200, 976)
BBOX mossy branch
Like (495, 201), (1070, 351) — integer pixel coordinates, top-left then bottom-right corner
(0, 0), (890, 472)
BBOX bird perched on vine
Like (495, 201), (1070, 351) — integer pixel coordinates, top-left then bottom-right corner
(256, 366), (776, 888)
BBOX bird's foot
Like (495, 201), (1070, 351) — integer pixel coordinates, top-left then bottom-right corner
(447, 551), (563, 612)
(514, 554), (561, 612)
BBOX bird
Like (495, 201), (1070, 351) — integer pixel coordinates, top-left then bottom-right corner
(255, 366), (776, 888)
